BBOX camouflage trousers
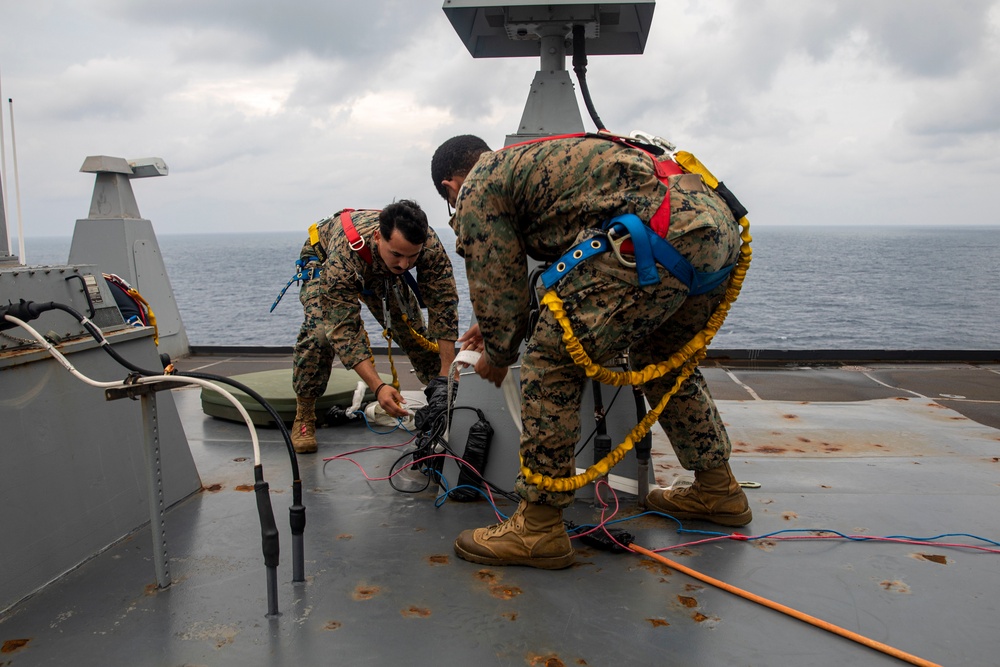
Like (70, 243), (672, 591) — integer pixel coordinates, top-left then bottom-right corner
(515, 221), (742, 508)
(292, 273), (442, 399)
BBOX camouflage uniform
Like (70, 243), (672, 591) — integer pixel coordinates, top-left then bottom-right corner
(451, 136), (740, 508)
(293, 209), (459, 398)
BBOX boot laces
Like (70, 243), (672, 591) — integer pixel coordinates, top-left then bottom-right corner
(483, 513), (523, 538)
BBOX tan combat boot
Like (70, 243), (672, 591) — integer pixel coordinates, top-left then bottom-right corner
(646, 460), (752, 527)
(290, 397), (317, 454)
(454, 500), (575, 570)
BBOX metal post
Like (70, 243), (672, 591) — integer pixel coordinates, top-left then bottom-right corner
(632, 384), (652, 507)
(141, 392), (172, 588)
(591, 379), (611, 506)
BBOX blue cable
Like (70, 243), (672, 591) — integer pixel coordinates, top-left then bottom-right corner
(427, 467), (510, 518)
(571, 513), (1000, 550)
(351, 409), (413, 435)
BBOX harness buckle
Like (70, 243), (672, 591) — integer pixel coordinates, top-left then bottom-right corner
(606, 227), (636, 268)
(349, 237), (366, 253)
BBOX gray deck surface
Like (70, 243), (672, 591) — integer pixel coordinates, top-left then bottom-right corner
(2, 353), (999, 667)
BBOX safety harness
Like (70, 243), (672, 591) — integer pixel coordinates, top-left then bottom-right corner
(270, 208), (440, 391)
(268, 214), (339, 313)
(270, 209), (422, 308)
(505, 133), (753, 493)
(103, 273), (159, 345)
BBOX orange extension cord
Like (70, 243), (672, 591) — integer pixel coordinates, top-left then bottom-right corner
(629, 544), (942, 667)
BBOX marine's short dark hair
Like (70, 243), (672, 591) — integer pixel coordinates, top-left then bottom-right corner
(380, 199), (428, 246)
(430, 134), (491, 200)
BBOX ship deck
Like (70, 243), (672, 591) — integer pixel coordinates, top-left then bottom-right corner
(2, 350), (999, 667)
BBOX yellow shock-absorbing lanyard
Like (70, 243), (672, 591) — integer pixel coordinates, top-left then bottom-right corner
(520, 151), (753, 493)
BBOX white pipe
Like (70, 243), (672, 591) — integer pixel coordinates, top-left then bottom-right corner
(8, 97), (24, 262)
(3, 313), (263, 465)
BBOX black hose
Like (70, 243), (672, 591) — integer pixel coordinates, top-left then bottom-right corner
(254, 464), (281, 616)
(64, 274), (97, 318)
(572, 24), (607, 132)
(180, 369), (301, 480)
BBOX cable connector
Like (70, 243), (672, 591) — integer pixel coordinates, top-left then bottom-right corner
(1, 299), (56, 331)
(565, 520), (634, 553)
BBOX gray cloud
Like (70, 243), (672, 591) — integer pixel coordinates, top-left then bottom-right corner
(106, 0), (438, 65)
(2, 0), (999, 239)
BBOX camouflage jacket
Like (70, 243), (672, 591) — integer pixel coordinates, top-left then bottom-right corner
(306, 209), (459, 371)
(450, 135), (733, 367)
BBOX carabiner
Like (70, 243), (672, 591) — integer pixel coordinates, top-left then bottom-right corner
(607, 227), (636, 268)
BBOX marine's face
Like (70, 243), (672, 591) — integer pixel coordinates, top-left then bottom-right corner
(374, 229), (423, 274)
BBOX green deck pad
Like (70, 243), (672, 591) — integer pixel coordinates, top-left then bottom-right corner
(200, 368), (395, 427)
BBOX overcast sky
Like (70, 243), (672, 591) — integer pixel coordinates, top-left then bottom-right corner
(1, 0), (998, 241)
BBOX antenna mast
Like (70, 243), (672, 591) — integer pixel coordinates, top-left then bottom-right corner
(0, 66), (14, 265)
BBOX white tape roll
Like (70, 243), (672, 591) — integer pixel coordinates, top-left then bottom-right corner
(452, 349), (482, 369)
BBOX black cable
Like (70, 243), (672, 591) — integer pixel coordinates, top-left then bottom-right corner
(574, 383), (624, 457)
(572, 24), (607, 132)
(397, 405), (518, 502)
(389, 449), (433, 494)
(64, 275), (97, 318)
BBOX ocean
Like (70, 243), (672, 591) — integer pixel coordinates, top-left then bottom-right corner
(19, 224), (1000, 350)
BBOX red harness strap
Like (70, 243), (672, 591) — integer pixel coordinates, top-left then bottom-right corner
(648, 158), (682, 237)
(340, 209), (375, 265)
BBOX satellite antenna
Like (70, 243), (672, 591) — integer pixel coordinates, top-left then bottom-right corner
(443, 0), (655, 144)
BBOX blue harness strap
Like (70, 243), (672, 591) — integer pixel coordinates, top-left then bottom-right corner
(541, 237), (610, 289)
(270, 257), (424, 312)
(541, 214), (734, 296)
(269, 257), (321, 312)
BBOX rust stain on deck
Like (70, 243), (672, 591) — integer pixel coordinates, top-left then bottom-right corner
(880, 580), (911, 594)
(1, 639), (30, 654)
(636, 559), (672, 576)
(489, 584), (522, 600)
(401, 606), (431, 618)
(475, 569), (499, 583)
(352, 585), (381, 601)
(914, 553), (948, 565)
